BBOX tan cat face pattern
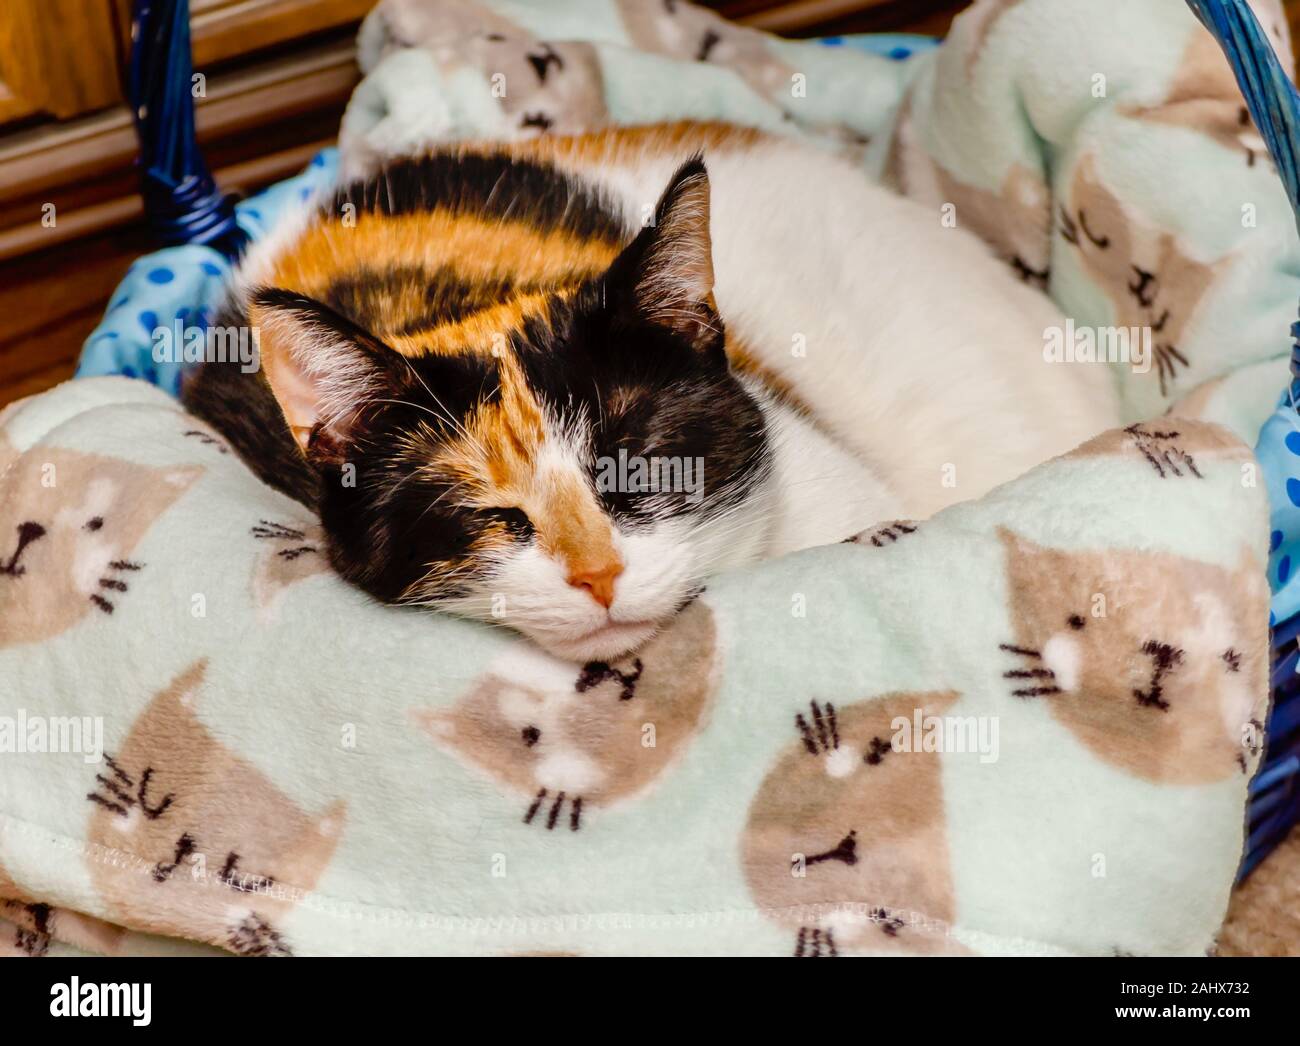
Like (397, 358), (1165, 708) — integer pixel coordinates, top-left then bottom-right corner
(1063, 155), (1225, 398)
(415, 599), (717, 830)
(884, 96), (1053, 287)
(615, 0), (874, 158)
(0, 446), (201, 649)
(377, 0), (608, 137)
(1122, 0), (1290, 168)
(1067, 419), (1250, 478)
(87, 660), (346, 956)
(250, 518), (330, 618)
(742, 691), (967, 957)
(955, 0), (1025, 75)
(999, 528), (1268, 784)
(616, 0), (793, 103)
(0, 858), (127, 958)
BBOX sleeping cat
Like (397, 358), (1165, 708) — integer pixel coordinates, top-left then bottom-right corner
(185, 122), (1117, 661)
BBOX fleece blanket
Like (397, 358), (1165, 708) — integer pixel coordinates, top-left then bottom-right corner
(0, 0), (1289, 955)
(0, 380), (1272, 956)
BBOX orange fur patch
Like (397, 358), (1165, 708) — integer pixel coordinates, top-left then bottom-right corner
(266, 210), (620, 350)
(413, 346), (618, 581)
(496, 120), (767, 168)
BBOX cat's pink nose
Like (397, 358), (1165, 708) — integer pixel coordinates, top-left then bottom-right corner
(566, 561), (623, 609)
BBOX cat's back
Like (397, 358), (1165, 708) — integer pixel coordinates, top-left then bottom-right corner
(233, 120), (950, 353)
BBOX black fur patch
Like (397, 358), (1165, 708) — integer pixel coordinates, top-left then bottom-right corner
(323, 152), (628, 244)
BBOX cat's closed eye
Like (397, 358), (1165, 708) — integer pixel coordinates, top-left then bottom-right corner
(483, 507), (534, 539)
(1222, 649), (1242, 673)
(84, 517), (104, 532)
(1077, 210), (1110, 249)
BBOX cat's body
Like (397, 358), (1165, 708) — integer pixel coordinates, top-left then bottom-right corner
(186, 122), (1117, 660)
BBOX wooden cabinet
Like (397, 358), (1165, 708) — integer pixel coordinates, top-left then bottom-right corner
(0, 1), (373, 252)
(0, 0), (376, 403)
(0, 1), (125, 126)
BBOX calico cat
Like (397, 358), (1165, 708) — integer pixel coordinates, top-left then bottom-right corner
(185, 121), (1117, 661)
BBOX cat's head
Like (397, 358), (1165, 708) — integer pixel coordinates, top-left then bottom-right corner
(250, 160), (772, 660)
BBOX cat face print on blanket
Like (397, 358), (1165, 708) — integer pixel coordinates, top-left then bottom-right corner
(1122, 0), (1290, 169)
(86, 661), (346, 956)
(1062, 155), (1226, 398)
(616, 0), (792, 102)
(0, 436), (201, 648)
(742, 691), (968, 957)
(999, 527), (1268, 784)
(250, 518), (330, 618)
(616, 0), (873, 156)
(372, 0), (608, 138)
(0, 858), (128, 958)
(884, 97), (1052, 288)
(954, 0), (1024, 75)
(1069, 419), (1248, 478)
(414, 599), (717, 830)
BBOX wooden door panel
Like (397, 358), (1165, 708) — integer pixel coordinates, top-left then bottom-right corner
(0, 0), (124, 125)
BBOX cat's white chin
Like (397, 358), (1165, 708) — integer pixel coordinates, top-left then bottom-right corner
(524, 618), (661, 663)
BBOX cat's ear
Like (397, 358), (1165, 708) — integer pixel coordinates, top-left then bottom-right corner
(250, 288), (406, 459)
(606, 156), (721, 352)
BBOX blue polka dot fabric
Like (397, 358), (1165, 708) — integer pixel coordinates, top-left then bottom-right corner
(1257, 390), (1300, 627)
(75, 148), (339, 395)
(1251, 386), (1300, 877)
(818, 33), (940, 61)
